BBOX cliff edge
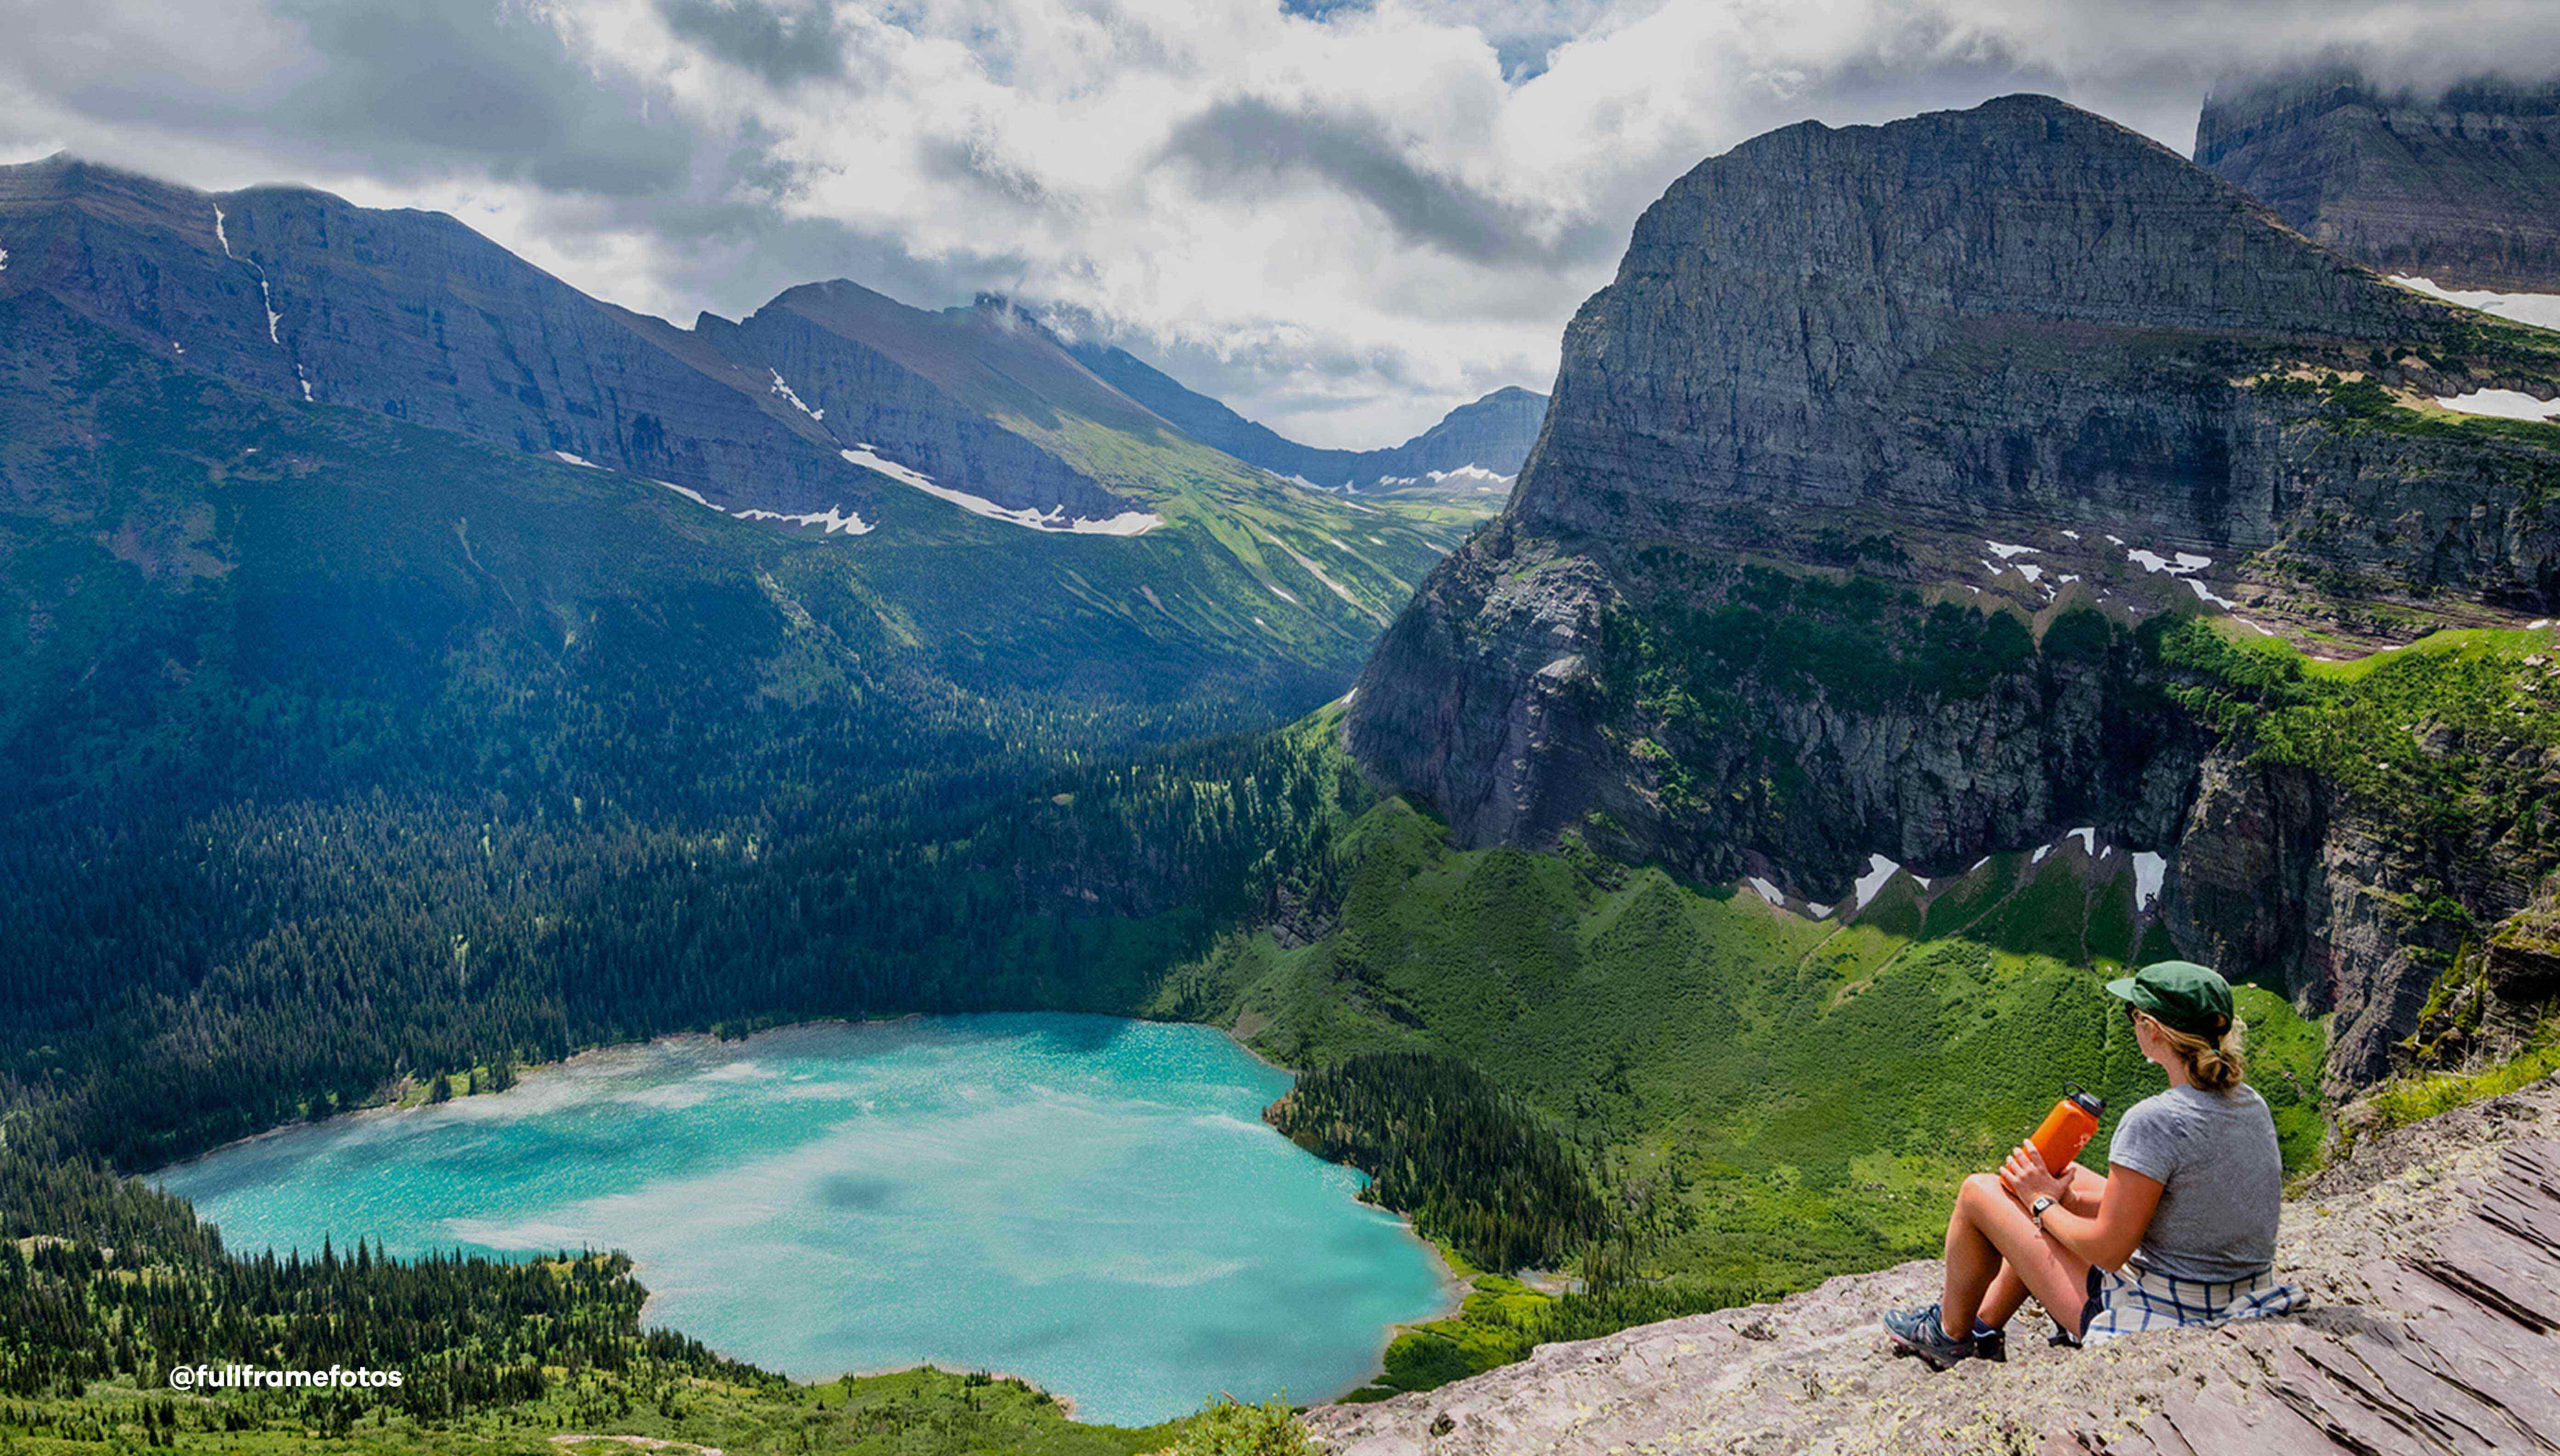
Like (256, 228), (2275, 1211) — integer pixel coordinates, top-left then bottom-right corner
(1309, 1072), (2560, 1455)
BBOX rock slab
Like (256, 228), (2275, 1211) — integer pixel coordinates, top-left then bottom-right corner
(1307, 1075), (2560, 1456)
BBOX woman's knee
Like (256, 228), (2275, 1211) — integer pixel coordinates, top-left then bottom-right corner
(1956, 1172), (2007, 1219)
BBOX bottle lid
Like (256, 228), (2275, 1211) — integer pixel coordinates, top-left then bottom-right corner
(2069, 1087), (2105, 1116)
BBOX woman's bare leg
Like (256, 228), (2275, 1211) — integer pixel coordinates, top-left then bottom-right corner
(1938, 1173), (2094, 1339)
(1976, 1166), (2106, 1331)
(1978, 1264), (2031, 1332)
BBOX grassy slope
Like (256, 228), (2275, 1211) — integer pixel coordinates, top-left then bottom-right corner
(1153, 790), (2325, 1395)
(1177, 799), (2327, 1289)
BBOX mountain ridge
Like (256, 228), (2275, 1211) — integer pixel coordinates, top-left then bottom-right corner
(1069, 337), (1546, 492)
(0, 150), (1535, 529)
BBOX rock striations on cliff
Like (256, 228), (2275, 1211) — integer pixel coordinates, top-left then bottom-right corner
(2200, 67), (2560, 294)
(1343, 94), (2560, 1086)
(1308, 1072), (2560, 1456)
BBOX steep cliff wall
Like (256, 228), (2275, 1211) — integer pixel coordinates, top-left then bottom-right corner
(1346, 95), (2560, 1086)
(2200, 68), (2560, 293)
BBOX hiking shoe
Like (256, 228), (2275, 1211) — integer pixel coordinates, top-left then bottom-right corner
(1973, 1324), (2007, 1363)
(1881, 1304), (1976, 1370)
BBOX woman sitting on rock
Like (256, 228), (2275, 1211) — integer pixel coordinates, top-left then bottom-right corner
(1883, 960), (2297, 1368)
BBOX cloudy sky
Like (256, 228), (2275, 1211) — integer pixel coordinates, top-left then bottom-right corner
(4, 0), (2555, 444)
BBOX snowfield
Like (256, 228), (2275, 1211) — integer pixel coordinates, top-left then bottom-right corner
(2393, 275), (2560, 333)
(2436, 388), (2560, 423)
(733, 505), (874, 536)
(839, 446), (1163, 536)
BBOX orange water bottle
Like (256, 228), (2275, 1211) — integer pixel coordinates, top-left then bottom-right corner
(2029, 1088), (2105, 1175)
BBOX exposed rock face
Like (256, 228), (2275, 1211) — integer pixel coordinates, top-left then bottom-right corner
(2200, 68), (2560, 293)
(1346, 93), (2560, 1086)
(0, 153), (1154, 519)
(1308, 1073), (2560, 1456)
(1071, 338), (1548, 490)
(1362, 388), (1548, 486)
(1348, 524), (2203, 892)
(1502, 93), (2543, 589)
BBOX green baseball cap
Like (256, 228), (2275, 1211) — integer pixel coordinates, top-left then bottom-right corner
(2106, 960), (2234, 1038)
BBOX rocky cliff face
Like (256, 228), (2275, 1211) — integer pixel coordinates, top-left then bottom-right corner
(2200, 68), (2560, 293)
(1505, 94), (2536, 578)
(1308, 1072), (2560, 1456)
(1346, 94), (2560, 1086)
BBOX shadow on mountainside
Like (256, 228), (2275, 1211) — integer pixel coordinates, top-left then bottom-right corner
(1308, 1074), (2560, 1456)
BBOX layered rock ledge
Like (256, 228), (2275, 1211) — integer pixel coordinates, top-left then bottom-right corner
(1308, 1073), (2560, 1455)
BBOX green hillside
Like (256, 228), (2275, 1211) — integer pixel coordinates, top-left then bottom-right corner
(1176, 794), (2327, 1285)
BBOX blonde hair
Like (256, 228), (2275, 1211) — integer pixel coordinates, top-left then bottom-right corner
(2142, 1013), (2249, 1093)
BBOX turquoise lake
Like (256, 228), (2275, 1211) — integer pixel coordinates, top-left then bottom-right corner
(156, 1014), (1450, 1425)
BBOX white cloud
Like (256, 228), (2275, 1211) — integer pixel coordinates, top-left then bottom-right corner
(5, 0), (2560, 444)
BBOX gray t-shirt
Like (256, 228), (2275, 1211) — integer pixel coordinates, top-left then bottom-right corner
(2105, 1084), (2283, 1282)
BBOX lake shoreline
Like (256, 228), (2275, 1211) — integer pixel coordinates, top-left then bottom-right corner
(156, 1011), (1462, 1424)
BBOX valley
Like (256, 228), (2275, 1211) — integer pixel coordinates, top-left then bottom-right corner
(5, 46), (2560, 1456)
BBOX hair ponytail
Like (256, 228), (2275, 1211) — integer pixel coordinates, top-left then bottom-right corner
(2152, 1015), (2249, 1093)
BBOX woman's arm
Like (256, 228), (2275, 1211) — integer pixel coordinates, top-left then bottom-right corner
(2001, 1143), (2164, 1269)
(2055, 1162), (2106, 1218)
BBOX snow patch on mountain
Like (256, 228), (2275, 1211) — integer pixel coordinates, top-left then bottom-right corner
(734, 505), (873, 536)
(767, 370), (824, 422)
(1848, 855), (1899, 912)
(2437, 388), (2560, 423)
(656, 480), (724, 510)
(1257, 529), (1369, 614)
(837, 446), (1162, 536)
(2127, 548), (2212, 576)
(2133, 851), (2167, 911)
(2393, 275), (2560, 333)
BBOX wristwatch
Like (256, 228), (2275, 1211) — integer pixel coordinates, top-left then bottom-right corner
(2029, 1195), (2057, 1230)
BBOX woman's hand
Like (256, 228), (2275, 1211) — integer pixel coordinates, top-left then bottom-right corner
(1999, 1141), (2069, 1208)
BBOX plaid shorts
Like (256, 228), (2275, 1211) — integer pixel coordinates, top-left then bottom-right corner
(2080, 1263), (2301, 1344)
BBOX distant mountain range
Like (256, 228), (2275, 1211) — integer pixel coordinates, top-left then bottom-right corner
(1070, 342), (1546, 493)
(0, 147), (1547, 807)
(2199, 66), (2560, 294)
(0, 152), (1536, 524)
(0, 147), (1559, 913)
